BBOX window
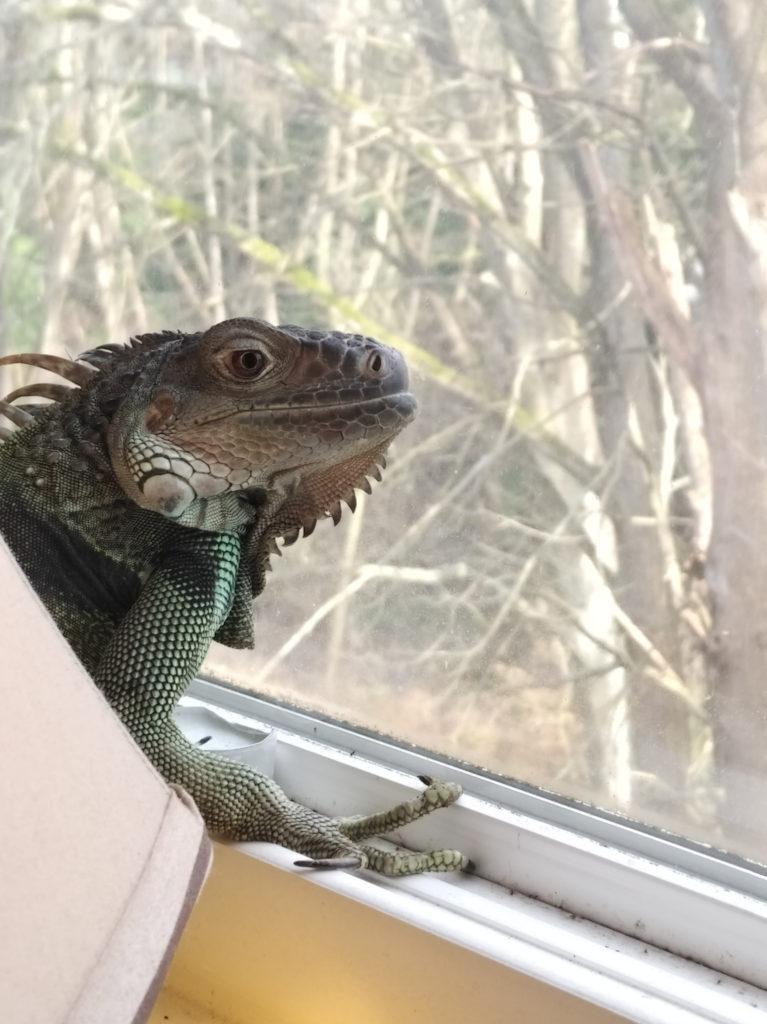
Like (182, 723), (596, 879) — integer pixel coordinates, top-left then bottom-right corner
(3, 0), (767, 1007)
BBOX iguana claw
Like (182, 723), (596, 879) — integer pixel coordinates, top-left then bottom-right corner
(294, 856), (364, 870)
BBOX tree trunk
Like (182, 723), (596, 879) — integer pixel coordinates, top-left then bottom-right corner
(621, 0), (767, 854)
(578, 0), (693, 811)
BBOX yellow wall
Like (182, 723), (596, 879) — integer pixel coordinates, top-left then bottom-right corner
(150, 844), (629, 1024)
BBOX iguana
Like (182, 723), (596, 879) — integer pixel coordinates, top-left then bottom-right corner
(0, 317), (469, 875)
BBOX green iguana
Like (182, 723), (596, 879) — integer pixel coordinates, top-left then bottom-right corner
(0, 317), (469, 875)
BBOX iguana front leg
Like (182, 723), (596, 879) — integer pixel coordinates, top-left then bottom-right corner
(96, 533), (469, 875)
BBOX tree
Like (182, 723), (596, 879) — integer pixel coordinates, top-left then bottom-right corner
(617, 0), (767, 852)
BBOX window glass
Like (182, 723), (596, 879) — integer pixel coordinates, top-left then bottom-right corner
(2, 0), (766, 864)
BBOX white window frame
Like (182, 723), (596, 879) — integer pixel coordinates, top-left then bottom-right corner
(185, 676), (767, 1023)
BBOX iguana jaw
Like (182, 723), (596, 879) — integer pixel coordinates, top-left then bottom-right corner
(119, 396), (413, 533)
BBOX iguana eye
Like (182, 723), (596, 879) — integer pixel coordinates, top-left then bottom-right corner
(227, 349), (267, 379)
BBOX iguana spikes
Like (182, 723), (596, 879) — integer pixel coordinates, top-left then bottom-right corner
(0, 399), (35, 429)
(0, 366), (83, 445)
(0, 352), (96, 388)
(77, 343), (126, 368)
(79, 330), (190, 369)
(275, 471), (373, 542)
(281, 473), (370, 541)
(4, 383), (74, 405)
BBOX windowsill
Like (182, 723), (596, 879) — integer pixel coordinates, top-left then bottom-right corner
(227, 843), (767, 1024)
(178, 680), (767, 1023)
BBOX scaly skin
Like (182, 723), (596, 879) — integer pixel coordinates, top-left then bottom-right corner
(0, 318), (470, 875)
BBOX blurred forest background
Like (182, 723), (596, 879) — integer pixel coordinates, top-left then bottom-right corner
(2, 0), (767, 860)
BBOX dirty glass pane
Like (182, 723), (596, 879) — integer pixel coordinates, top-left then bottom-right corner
(2, 0), (767, 864)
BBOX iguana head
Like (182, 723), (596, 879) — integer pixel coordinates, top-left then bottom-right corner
(101, 317), (416, 536)
(0, 317), (416, 542)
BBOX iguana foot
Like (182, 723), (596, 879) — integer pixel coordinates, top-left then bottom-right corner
(294, 776), (473, 876)
(296, 846), (471, 875)
(144, 728), (471, 876)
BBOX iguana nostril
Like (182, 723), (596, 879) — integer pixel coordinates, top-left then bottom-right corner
(366, 350), (385, 376)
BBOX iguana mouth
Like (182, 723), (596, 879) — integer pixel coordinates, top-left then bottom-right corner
(198, 391), (417, 424)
